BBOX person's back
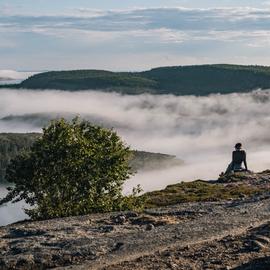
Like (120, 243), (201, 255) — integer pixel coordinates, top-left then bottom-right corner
(232, 149), (246, 170)
(225, 142), (248, 174)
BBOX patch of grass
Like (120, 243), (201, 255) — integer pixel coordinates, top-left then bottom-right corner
(143, 180), (263, 208)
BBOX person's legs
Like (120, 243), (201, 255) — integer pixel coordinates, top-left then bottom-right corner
(225, 162), (233, 174)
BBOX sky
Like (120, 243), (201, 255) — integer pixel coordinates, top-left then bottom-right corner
(1, 0), (270, 71)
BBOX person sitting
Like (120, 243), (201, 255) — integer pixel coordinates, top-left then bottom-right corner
(225, 143), (248, 174)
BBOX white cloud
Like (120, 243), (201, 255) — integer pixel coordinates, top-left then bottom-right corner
(2, 6), (270, 69)
(1, 6), (270, 38)
(73, 8), (109, 18)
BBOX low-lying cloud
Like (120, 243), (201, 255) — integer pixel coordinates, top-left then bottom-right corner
(0, 70), (37, 86)
(0, 70), (34, 80)
(1, 89), (270, 193)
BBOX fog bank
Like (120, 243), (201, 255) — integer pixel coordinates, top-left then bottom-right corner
(0, 70), (38, 86)
(0, 70), (35, 80)
(1, 89), (270, 192)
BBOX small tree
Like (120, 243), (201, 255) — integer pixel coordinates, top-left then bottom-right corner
(0, 118), (142, 219)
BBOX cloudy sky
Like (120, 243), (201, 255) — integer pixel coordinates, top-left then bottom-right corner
(1, 0), (270, 71)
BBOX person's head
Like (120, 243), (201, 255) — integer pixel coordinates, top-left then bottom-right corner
(235, 143), (242, 150)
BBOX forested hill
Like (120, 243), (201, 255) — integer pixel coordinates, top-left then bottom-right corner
(4, 64), (270, 95)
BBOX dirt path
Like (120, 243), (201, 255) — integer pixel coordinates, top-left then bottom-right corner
(1, 195), (270, 269)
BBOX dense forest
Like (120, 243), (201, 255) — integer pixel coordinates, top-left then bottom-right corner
(0, 133), (40, 182)
(3, 64), (270, 95)
(0, 133), (182, 183)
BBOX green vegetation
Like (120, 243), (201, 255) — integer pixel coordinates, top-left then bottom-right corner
(4, 64), (270, 95)
(0, 118), (143, 219)
(0, 133), (182, 183)
(143, 179), (262, 208)
(0, 133), (40, 182)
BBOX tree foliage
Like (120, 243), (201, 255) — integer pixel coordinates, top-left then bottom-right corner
(0, 118), (142, 219)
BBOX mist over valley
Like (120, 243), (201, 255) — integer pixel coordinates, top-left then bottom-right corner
(0, 88), (270, 192)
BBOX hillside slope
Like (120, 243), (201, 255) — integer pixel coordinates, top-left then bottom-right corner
(4, 64), (270, 95)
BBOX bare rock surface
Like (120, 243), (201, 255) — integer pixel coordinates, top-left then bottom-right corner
(1, 171), (270, 269)
(103, 221), (270, 270)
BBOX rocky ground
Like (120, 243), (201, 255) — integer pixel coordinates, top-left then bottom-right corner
(104, 221), (270, 270)
(1, 171), (270, 269)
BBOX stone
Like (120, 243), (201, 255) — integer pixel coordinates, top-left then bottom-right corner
(112, 215), (126, 225)
(125, 212), (139, 218)
(146, 223), (155, 231)
(16, 255), (35, 267)
(113, 242), (124, 251)
(99, 225), (114, 233)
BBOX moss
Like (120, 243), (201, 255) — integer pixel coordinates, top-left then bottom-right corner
(143, 180), (264, 208)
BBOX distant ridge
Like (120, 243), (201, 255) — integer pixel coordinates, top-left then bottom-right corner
(3, 64), (270, 95)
